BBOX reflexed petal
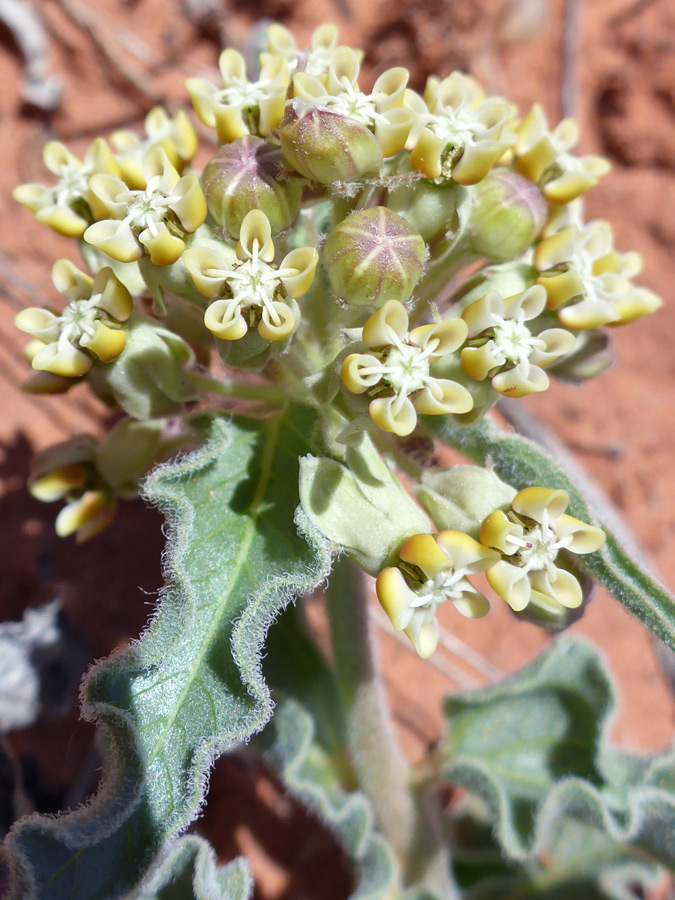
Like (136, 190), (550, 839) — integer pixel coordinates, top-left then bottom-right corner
(452, 142), (502, 185)
(52, 259), (94, 301)
(413, 378), (473, 414)
(409, 317), (468, 356)
(292, 72), (327, 102)
(611, 286), (662, 325)
(36, 204), (89, 237)
(375, 108), (414, 157)
(92, 269), (133, 320)
(504, 284), (546, 321)
(529, 328), (577, 367)
(139, 223), (185, 266)
(461, 343), (502, 381)
(462, 291), (503, 337)
(204, 298), (248, 340)
(258, 93), (286, 136)
(15, 308), (60, 343)
(376, 566), (417, 631)
(258, 300), (296, 341)
(43, 141), (79, 175)
(79, 321), (126, 362)
(238, 210), (275, 262)
(491, 362), (549, 398)
(219, 47), (247, 82)
(369, 394), (417, 436)
(84, 220), (143, 263)
(13, 183), (53, 213)
(186, 77), (218, 128)
(30, 464), (87, 501)
(400, 533), (452, 579)
(558, 297), (619, 330)
(480, 509), (523, 554)
(453, 585), (490, 618)
(486, 560), (531, 611)
(409, 127), (444, 178)
(341, 353), (383, 393)
(436, 530), (500, 572)
(534, 226), (579, 270)
(213, 105), (249, 143)
(362, 300), (409, 347)
(530, 567), (582, 609)
(279, 247), (319, 297)
(83, 137), (121, 177)
(171, 173), (207, 232)
(405, 612), (439, 658)
(32, 341), (92, 377)
(55, 491), (114, 541)
(512, 486), (569, 523)
(552, 514), (606, 554)
(537, 267), (585, 311)
(88, 173), (132, 217)
(143, 145), (180, 193)
(373, 67), (409, 109)
(326, 46), (360, 93)
(183, 246), (230, 298)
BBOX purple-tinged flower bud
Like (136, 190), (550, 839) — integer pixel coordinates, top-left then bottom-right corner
(464, 167), (546, 261)
(201, 136), (303, 237)
(323, 207), (425, 307)
(279, 100), (382, 185)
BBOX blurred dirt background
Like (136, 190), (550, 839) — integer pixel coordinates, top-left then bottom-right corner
(0, 0), (674, 897)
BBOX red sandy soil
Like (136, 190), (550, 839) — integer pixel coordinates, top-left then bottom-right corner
(0, 1), (674, 897)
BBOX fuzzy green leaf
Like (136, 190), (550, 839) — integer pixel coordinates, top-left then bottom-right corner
(134, 835), (251, 900)
(6, 407), (333, 900)
(425, 416), (675, 651)
(441, 637), (675, 880)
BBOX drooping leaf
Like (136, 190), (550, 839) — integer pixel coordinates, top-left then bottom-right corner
(6, 407), (333, 900)
(134, 835), (251, 900)
(425, 415), (675, 651)
(441, 636), (675, 888)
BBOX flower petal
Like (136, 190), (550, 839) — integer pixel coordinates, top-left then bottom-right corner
(435, 530), (500, 572)
(400, 533), (452, 579)
(486, 560), (531, 611)
(512, 486), (569, 523)
(376, 566), (417, 631)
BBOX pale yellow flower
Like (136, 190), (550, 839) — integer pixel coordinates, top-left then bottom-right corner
(377, 531), (498, 657)
(534, 221), (662, 329)
(14, 260), (132, 378)
(480, 487), (605, 612)
(341, 301), (473, 436)
(184, 209), (318, 342)
(83, 146), (206, 266)
(460, 286), (576, 398)
(261, 22), (343, 80)
(513, 103), (610, 203)
(186, 49), (289, 143)
(13, 139), (119, 237)
(110, 106), (198, 189)
(405, 73), (516, 182)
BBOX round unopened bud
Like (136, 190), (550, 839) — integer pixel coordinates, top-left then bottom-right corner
(279, 100), (382, 184)
(387, 181), (465, 243)
(201, 137), (303, 237)
(323, 207), (425, 307)
(463, 168), (547, 261)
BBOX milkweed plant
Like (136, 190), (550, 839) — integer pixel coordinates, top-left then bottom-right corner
(6, 22), (675, 900)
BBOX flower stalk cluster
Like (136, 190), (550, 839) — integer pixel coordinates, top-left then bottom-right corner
(11, 19), (654, 656)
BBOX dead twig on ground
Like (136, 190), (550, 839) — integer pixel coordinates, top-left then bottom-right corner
(0, 0), (61, 111)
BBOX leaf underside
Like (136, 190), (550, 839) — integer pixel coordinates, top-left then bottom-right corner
(7, 406), (333, 900)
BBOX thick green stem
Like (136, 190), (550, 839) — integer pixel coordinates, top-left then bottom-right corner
(325, 556), (459, 898)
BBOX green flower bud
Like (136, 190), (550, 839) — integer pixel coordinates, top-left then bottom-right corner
(279, 100), (382, 184)
(201, 137), (303, 237)
(323, 207), (425, 308)
(415, 465), (516, 539)
(387, 181), (465, 243)
(463, 168), (547, 261)
(88, 314), (197, 419)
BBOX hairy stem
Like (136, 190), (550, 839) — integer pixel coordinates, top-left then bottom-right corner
(325, 556), (459, 897)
